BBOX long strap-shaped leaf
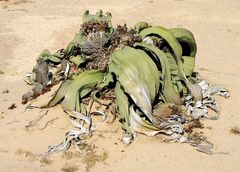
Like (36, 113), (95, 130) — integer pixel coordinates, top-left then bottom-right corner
(110, 61), (153, 122)
(46, 80), (72, 107)
(182, 56), (195, 77)
(61, 70), (104, 111)
(38, 49), (62, 63)
(140, 26), (188, 81)
(111, 47), (160, 102)
(140, 26), (202, 100)
(170, 28), (197, 77)
(140, 26), (183, 58)
(134, 43), (183, 105)
(169, 28), (197, 57)
(115, 82), (132, 134)
(109, 47), (159, 122)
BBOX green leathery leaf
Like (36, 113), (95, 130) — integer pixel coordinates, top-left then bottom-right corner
(61, 70), (104, 111)
(69, 55), (85, 66)
(140, 27), (201, 100)
(170, 28), (197, 57)
(111, 62), (152, 122)
(75, 90), (81, 112)
(170, 75), (188, 97)
(134, 22), (149, 33)
(163, 51), (186, 95)
(109, 47), (159, 122)
(47, 55), (61, 63)
(52, 52), (64, 60)
(167, 27), (197, 79)
(37, 49), (61, 63)
(65, 33), (86, 57)
(134, 43), (183, 105)
(115, 82), (132, 134)
(82, 10), (112, 28)
(72, 33), (86, 44)
(38, 49), (50, 59)
(46, 80), (72, 107)
(165, 52), (178, 76)
(111, 62), (154, 122)
(182, 56), (195, 77)
(97, 71), (115, 89)
(80, 88), (92, 98)
(65, 42), (76, 56)
(171, 75), (181, 94)
(111, 46), (160, 102)
(140, 26), (183, 60)
(140, 26), (188, 82)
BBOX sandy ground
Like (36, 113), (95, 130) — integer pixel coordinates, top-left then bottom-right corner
(0, 0), (240, 171)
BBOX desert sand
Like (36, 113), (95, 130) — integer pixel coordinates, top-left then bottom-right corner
(0, 0), (240, 171)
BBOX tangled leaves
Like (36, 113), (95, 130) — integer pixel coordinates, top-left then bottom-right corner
(23, 10), (229, 155)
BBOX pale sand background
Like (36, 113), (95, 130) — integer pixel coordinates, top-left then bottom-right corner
(0, 0), (240, 171)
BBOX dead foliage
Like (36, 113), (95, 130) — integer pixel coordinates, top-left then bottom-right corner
(184, 119), (204, 133)
(79, 22), (142, 71)
(188, 131), (207, 144)
(110, 24), (142, 49)
(80, 20), (109, 36)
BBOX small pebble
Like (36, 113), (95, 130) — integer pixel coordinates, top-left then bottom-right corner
(32, 82), (43, 96)
(8, 103), (17, 110)
(22, 92), (33, 104)
(2, 90), (9, 94)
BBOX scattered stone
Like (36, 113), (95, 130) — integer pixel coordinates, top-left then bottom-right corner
(22, 92), (33, 104)
(1, 112), (4, 118)
(230, 125), (240, 135)
(8, 103), (17, 110)
(32, 82), (44, 96)
(2, 89), (9, 93)
(33, 59), (49, 87)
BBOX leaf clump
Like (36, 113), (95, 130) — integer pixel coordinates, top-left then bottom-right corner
(22, 10), (230, 155)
